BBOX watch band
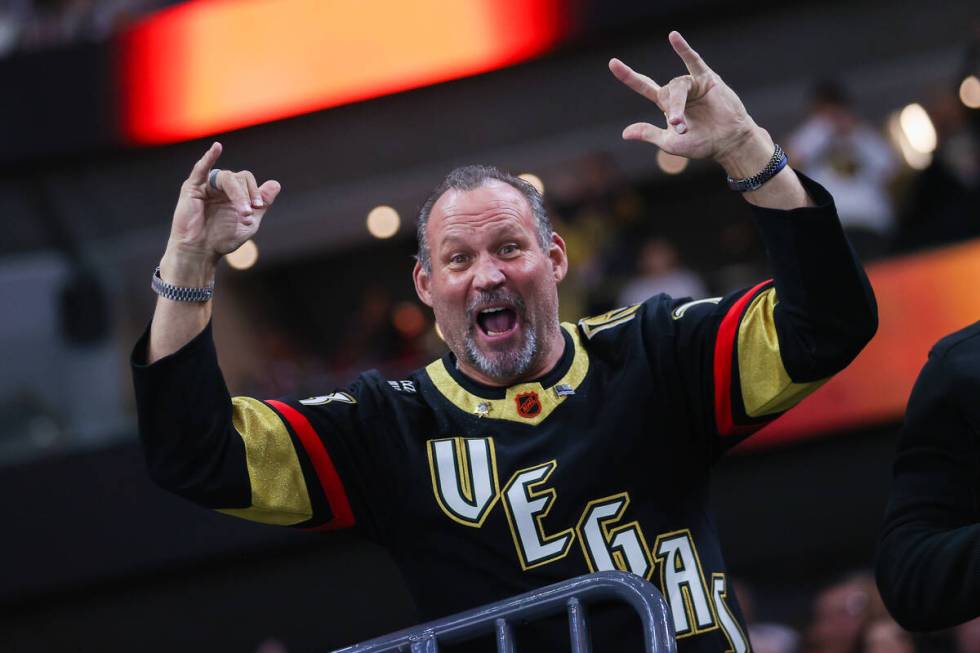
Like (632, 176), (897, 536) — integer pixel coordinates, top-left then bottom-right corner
(151, 266), (214, 302)
(726, 144), (788, 192)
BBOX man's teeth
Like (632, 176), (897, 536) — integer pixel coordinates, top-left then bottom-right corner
(479, 307), (512, 336)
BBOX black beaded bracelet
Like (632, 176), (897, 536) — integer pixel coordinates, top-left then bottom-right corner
(151, 266), (214, 302)
(726, 144), (788, 192)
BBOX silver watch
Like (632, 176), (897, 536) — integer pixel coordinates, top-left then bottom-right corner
(151, 266), (214, 302)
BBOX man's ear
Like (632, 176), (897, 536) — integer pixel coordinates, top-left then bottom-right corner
(413, 260), (433, 307)
(549, 233), (569, 283)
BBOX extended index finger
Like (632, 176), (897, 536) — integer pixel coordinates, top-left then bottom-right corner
(668, 31), (710, 76)
(188, 142), (223, 185)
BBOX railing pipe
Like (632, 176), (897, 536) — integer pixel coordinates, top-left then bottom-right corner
(331, 571), (676, 653)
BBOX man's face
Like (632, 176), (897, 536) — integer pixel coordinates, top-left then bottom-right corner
(413, 180), (567, 386)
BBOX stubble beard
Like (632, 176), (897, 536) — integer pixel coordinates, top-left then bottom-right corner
(463, 322), (538, 383)
(456, 289), (541, 384)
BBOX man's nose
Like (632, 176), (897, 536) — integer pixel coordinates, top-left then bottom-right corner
(472, 255), (505, 290)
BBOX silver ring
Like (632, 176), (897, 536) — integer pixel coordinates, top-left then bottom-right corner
(208, 168), (221, 190)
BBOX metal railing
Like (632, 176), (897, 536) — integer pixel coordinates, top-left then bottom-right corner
(331, 571), (677, 653)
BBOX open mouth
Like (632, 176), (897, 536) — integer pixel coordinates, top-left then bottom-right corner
(476, 306), (518, 337)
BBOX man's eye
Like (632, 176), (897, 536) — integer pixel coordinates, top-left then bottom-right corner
(499, 244), (519, 256)
(449, 254), (468, 265)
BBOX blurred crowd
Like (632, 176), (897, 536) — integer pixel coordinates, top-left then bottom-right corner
(4, 70), (976, 452)
(0, 0), (174, 56)
(739, 572), (980, 653)
(257, 72), (980, 398)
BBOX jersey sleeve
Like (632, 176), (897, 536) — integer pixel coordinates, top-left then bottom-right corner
(131, 321), (393, 537)
(650, 173), (878, 456)
(875, 348), (980, 630)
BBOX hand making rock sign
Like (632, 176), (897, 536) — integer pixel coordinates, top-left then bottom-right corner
(609, 31), (809, 209)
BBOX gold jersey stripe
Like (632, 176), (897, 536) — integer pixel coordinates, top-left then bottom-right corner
(425, 323), (590, 425)
(579, 304), (641, 339)
(216, 396), (313, 526)
(737, 288), (827, 418)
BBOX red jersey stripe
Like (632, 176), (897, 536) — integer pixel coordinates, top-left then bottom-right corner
(266, 399), (355, 531)
(713, 280), (772, 437)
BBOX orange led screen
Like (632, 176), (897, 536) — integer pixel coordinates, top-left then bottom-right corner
(120, 0), (563, 144)
(743, 239), (980, 451)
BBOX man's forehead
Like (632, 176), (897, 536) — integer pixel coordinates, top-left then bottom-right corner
(429, 180), (532, 229)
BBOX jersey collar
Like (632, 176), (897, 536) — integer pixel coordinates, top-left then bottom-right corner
(425, 323), (589, 425)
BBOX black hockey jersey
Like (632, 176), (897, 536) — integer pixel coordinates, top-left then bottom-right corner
(133, 176), (877, 652)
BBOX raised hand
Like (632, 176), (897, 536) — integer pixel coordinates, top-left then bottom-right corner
(168, 142), (282, 265)
(150, 144), (282, 361)
(609, 31), (759, 163)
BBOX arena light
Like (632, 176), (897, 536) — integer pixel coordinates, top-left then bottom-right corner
(393, 302), (426, 338)
(518, 173), (545, 195)
(120, 0), (562, 144)
(367, 205), (400, 239)
(887, 111), (931, 170)
(960, 75), (980, 109)
(226, 239), (259, 270)
(656, 150), (688, 175)
(898, 103), (937, 154)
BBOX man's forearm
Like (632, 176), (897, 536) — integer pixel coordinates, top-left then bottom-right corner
(147, 244), (217, 363)
(877, 522), (980, 630)
(717, 126), (813, 210)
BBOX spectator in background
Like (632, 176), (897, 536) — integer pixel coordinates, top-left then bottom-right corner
(893, 85), (980, 253)
(788, 81), (898, 260)
(956, 617), (980, 653)
(330, 284), (401, 370)
(861, 617), (916, 653)
(0, 0), (29, 56)
(548, 151), (648, 316)
(752, 623), (803, 653)
(254, 637), (289, 653)
(13, 0), (170, 54)
(805, 572), (886, 653)
(618, 236), (707, 306)
(876, 320), (980, 632)
(729, 579), (802, 653)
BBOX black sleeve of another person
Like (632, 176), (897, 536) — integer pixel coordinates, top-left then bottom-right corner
(876, 333), (980, 630)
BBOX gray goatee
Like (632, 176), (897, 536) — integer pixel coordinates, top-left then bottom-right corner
(462, 290), (538, 382)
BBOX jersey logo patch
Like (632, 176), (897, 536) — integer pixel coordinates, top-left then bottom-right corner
(388, 380), (417, 393)
(672, 297), (721, 319)
(515, 391), (541, 418)
(579, 304), (641, 339)
(298, 392), (357, 406)
(554, 384), (575, 397)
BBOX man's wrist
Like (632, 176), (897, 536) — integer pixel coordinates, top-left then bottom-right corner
(160, 243), (218, 288)
(715, 126), (775, 180)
